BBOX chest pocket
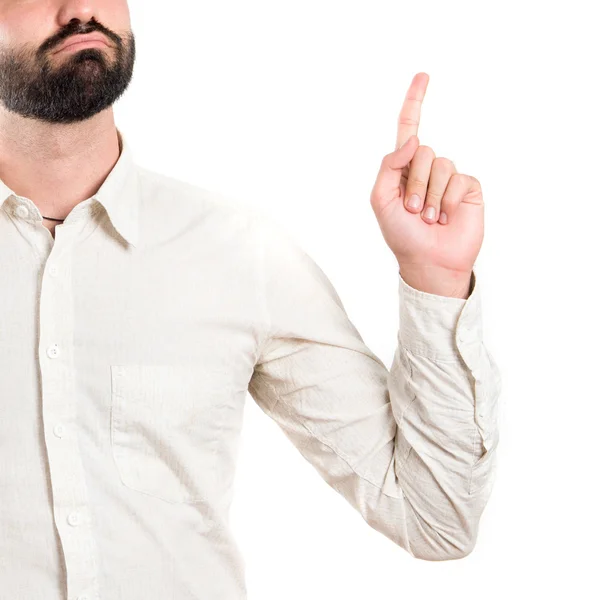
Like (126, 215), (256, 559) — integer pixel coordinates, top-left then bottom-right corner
(110, 364), (230, 504)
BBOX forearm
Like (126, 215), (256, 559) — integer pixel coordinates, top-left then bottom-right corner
(388, 268), (501, 558)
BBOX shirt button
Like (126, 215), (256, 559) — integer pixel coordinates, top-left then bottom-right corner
(14, 205), (29, 219)
(67, 511), (81, 527)
(47, 344), (60, 359)
(53, 424), (65, 438)
(48, 265), (59, 277)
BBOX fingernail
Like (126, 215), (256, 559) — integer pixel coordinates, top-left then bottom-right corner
(439, 211), (448, 224)
(424, 206), (436, 220)
(407, 194), (421, 209)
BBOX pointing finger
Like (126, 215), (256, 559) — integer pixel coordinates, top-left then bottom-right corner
(395, 72), (429, 151)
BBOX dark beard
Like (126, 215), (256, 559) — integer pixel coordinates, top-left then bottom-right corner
(0, 27), (135, 124)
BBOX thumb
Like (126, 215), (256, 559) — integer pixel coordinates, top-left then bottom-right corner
(370, 135), (419, 211)
(387, 134), (419, 170)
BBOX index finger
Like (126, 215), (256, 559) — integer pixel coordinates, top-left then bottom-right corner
(395, 72), (429, 150)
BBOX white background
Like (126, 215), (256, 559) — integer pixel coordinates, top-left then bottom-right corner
(119, 1), (599, 598)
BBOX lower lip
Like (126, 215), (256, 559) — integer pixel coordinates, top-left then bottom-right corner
(56, 40), (108, 54)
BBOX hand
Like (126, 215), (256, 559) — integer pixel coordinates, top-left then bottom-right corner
(369, 72), (484, 298)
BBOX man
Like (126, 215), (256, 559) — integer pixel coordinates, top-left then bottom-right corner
(0, 1), (501, 599)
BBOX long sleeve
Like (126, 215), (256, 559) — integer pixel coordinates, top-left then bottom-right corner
(247, 217), (502, 561)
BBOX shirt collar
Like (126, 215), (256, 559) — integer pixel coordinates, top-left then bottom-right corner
(94, 129), (140, 247)
(0, 127), (140, 248)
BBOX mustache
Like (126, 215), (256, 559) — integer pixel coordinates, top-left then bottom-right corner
(38, 18), (122, 56)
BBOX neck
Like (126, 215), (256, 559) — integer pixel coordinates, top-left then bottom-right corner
(0, 107), (121, 220)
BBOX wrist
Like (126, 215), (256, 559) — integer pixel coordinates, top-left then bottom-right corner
(398, 263), (473, 299)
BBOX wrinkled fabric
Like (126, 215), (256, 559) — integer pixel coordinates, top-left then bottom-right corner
(0, 129), (501, 600)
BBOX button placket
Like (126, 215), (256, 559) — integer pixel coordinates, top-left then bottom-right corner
(37, 234), (101, 599)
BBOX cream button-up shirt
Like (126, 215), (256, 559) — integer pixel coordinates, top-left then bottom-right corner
(0, 129), (501, 600)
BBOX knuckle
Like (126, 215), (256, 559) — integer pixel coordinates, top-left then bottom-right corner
(406, 176), (428, 190)
(433, 156), (455, 172)
(415, 144), (435, 160)
(399, 116), (419, 127)
(469, 174), (482, 189)
(450, 172), (468, 188)
(454, 172), (469, 184)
